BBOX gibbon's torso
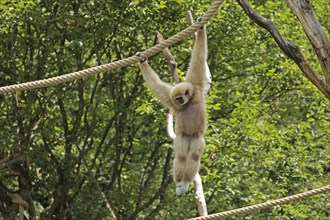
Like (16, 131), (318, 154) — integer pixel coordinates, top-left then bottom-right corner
(174, 89), (206, 136)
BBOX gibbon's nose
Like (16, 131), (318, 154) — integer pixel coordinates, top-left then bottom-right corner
(176, 96), (185, 105)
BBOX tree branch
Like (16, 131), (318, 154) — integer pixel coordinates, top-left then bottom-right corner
(237, 0), (330, 100)
(157, 31), (178, 140)
(193, 173), (208, 216)
(75, 145), (117, 219)
(156, 31), (179, 85)
(186, 11), (197, 40)
(0, 154), (24, 169)
(286, 0), (330, 89)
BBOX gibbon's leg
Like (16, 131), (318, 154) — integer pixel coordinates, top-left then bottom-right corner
(139, 61), (175, 109)
(173, 135), (205, 195)
(173, 134), (191, 195)
(186, 25), (207, 86)
(184, 136), (205, 182)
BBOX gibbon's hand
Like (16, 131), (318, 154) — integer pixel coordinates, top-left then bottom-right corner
(197, 17), (204, 29)
(135, 52), (147, 63)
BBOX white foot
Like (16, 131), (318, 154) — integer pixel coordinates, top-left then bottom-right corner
(176, 182), (190, 195)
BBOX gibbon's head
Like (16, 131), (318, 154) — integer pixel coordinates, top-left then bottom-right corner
(170, 82), (194, 106)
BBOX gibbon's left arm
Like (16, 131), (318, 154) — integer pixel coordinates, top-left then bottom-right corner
(139, 61), (175, 110)
(186, 26), (207, 88)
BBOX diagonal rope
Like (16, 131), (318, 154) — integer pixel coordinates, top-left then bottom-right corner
(0, 0), (224, 95)
(188, 185), (330, 220)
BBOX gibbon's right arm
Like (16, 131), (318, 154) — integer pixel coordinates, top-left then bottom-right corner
(139, 61), (174, 110)
(186, 25), (207, 88)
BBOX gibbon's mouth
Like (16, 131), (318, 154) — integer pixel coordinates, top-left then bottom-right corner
(175, 96), (189, 105)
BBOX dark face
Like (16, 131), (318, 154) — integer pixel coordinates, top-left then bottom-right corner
(175, 96), (185, 105)
(174, 95), (189, 105)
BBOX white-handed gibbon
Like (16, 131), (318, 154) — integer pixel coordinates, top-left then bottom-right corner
(138, 24), (207, 195)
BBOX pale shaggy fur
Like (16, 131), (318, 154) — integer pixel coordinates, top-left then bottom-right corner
(139, 27), (207, 195)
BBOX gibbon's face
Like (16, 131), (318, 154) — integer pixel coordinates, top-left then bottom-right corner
(170, 82), (194, 106)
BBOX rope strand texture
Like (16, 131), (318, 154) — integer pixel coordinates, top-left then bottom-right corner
(0, 0), (224, 95)
(188, 185), (330, 220)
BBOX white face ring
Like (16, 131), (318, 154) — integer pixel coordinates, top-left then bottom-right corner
(175, 95), (189, 105)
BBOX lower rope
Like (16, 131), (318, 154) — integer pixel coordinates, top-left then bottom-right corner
(188, 185), (330, 220)
(0, 0), (224, 95)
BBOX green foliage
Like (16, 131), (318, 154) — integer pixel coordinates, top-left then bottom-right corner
(0, 0), (329, 219)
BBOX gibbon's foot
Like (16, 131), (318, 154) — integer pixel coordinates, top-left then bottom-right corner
(176, 181), (190, 196)
(135, 52), (147, 63)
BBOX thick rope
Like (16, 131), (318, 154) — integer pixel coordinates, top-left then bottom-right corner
(0, 0), (224, 95)
(188, 185), (330, 220)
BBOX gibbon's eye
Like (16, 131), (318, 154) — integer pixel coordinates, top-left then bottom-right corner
(175, 95), (188, 105)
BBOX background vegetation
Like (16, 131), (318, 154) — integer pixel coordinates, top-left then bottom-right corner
(0, 0), (329, 219)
